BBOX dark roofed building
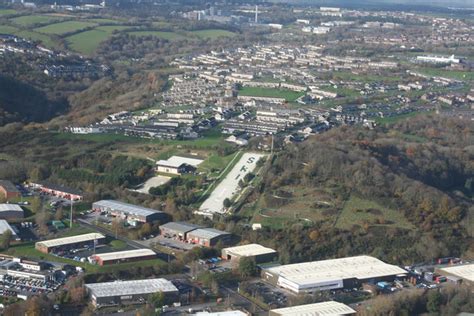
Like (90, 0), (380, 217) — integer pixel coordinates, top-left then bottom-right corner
(187, 228), (232, 247)
(31, 181), (83, 201)
(159, 222), (202, 240)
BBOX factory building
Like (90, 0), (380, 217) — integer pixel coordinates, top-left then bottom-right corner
(92, 200), (167, 223)
(0, 220), (19, 241)
(222, 244), (277, 264)
(269, 301), (356, 316)
(262, 255), (406, 294)
(85, 278), (179, 307)
(436, 264), (474, 286)
(35, 233), (105, 254)
(89, 249), (156, 266)
(0, 180), (20, 200)
(30, 181), (83, 201)
(0, 204), (24, 220)
(187, 228), (231, 247)
(159, 221), (202, 240)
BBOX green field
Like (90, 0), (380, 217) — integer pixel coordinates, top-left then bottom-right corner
(127, 30), (184, 40)
(35, 20), (96, 35)
(335, 196), (413, 230)
(239, 86), (305, 102)
(0, 9), (17, 16)
(416, 67), (474, 81)
(86, 18), (123, 24)
(66, 25), (132, 54)
(17, 30), (59, 48)
(0, 25), (19, 34)
(12, 15), (64, 27)
(191, 29), (236, 39)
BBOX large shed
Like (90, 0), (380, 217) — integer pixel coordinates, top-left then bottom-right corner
(222, 244), (277, 264)
(92, 200), (167, 223)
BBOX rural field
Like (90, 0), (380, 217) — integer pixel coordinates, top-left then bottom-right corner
(67, 25), (133, 54)
(35, 20), (97, 35)
(12, 14), (64, 27)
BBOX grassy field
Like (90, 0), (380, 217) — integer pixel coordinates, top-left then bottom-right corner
(35, 20), (96, 35)
(11, 15), (64, 27)
(0, 25), (19, 34)
(335, 195), (413, 230)
(0, 9), (16, 16)
(17, 30), (59, 48)
(67, 25), (132, 54)
(416, 67), (474, 81)
(239, 87), (305, 102)
(127, 30), (184, 40)
(191, 29), (236, 39)
(86, 18), (123, 24)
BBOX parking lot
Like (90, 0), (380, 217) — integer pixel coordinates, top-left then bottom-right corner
(0, 273), (63, 299)
(244, 281), (289, 308)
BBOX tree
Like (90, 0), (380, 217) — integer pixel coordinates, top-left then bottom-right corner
(0, 230), (12, 250)
(149, 291), (165, 308)
(427, 290), (442, 313)
(31, 196), (42, 213)
(55, 206), (64, 221)
(239, 257), (256, 278)
(223, 198), (232, 208)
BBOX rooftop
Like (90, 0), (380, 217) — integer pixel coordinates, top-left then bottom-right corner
(36, 233), (105, 248)
(438, 264), (474, 282)
(92, 249), (156, 261)
(159, 221), (202, 233)
(223, 243), (277, 257)
(0, 180), (19, 193)
(93, 200), (163, 218)
(0, 204), (23, 212)
(194, 311), (248, 316)
(85, 278), (178, 298)
(270, 301), (356, 316)
(264, 256), (406, 287)
(0, 220), (17, 237)
(35, 180), (82, 196)
(156, 155), (204, 168)
(188, 228), (230, 240)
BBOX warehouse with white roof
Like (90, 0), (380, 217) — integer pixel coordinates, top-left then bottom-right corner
(156, 156), (203, 175)
(222, 243), (277, 264)
(437, 264), (474, 286)
(262, 255), (407, 293)
(269, 301), (356, 316)
(35, 233), (105, 254)
(0, 204), (24, 220)
(92, 200), (167, 223)
(85, 278), (179, 307)
(89, 249), (156, 266)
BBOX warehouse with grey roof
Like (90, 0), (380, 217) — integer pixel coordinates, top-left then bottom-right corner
(0, 204), (24, 220)
(92, 200), (167, 223)
(159, 221), (202, 240)
(85, 278), (179, 307)
(187, 228), (232, 247)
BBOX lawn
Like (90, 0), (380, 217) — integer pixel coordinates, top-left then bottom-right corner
(16, 30), (59, 48)
(35, 21), (96, 35)
(67, 25), (132, 54)
(239, 86), (305, 102)
(190, 29), (236, 39)
(0, 25), (19, 34)
(416, 67), (474, 81)
(11, 15), (64, 27)
(127, 30), (184, 40)
(335, 195), (413, 230)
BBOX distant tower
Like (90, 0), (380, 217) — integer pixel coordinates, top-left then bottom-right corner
(255, 5), (258, 24)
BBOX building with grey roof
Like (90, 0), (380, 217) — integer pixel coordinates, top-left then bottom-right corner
(0, 180), (20, 200)
(92, 200), (167, 223)
(187, 228), (232, 247)
(0, 204), (24, 220)
(0, 220), (19, 240)
(85, 278), (179, 307)
(159, 221), (202, 240)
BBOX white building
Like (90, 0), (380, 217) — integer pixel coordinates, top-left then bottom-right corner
(269, 301), (356, 316)
(416, 55), (460, 64)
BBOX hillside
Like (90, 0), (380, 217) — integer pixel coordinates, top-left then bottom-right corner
(237, 116), (473, 264)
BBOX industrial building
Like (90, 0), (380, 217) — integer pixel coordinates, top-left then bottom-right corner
(35, 233), (105, 254)
(194, 311), (248, 316)
(269, 301), (356, 316)
(156, 156), (203, 175)
(89, 249), (156, 266)
(92, 200), (167, 223)
(222, 244), (277, 264)
(30, 181), (83, 201)
(261, 255), (406, 293)
(0, 204), (24, 219)
(187, 228), (232, 247)
(0, 180), (20, 200)
(436, 264), (474, 286)
(0, 220), (19, 240)
(85, 278), (179, 307)
(159, 221), (202, 240)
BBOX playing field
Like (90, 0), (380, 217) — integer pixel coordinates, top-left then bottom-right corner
(198, 152), (265, 216)
(12, 15), (64, 27)
(239, 87), (305, 102)
(35, 21), (96, 35)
